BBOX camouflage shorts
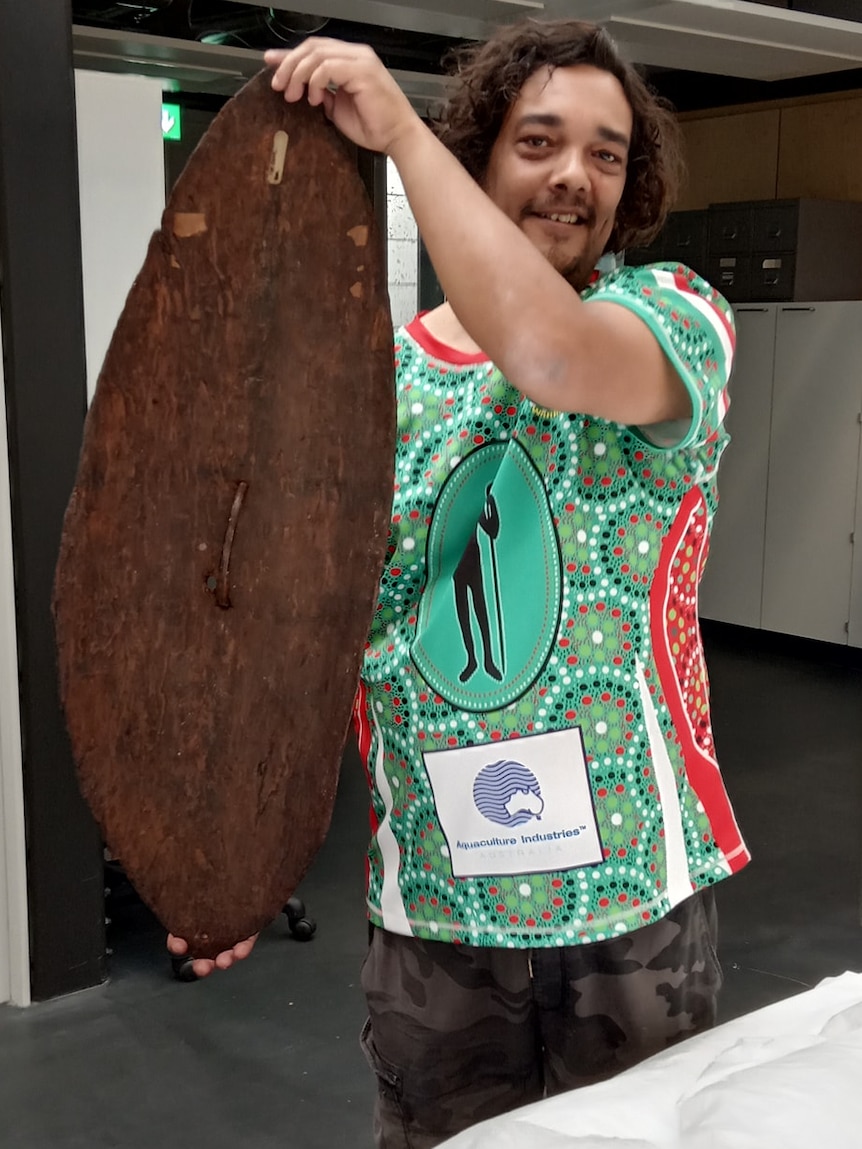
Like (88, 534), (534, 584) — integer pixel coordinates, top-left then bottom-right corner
(359, 891), (721, 1149)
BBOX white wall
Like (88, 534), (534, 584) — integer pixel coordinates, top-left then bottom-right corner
(0, 318), (30, 1008)
(386, 159), (419, 328)
(74, 70), (166, 401)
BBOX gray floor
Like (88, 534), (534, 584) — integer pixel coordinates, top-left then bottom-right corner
(708, 627), (862, 1019)
(0, 625), (860, 1148)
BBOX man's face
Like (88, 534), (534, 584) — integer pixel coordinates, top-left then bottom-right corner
(483, 64), (633, 291)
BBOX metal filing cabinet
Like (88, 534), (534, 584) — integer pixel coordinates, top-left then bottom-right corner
(629, 199), (862, 304)
(705, 203), (753, 301)
(625, 209), (709, 279)
(707, 199), (862, 303)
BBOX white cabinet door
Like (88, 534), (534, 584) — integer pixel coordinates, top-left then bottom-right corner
(850, 439), (862, 648)
(699, 306), (776, 628)
(762, 304), (862, 644)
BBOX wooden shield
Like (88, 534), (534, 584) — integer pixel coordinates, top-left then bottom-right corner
(53, 72), (394, 958)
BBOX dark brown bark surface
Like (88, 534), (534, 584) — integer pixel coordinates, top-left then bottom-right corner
(53, 72), (394, 958)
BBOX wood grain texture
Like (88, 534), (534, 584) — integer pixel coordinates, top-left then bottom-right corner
(53, 72), (394, 958)
(777, 97), (862, 202)
(677, 110), (780, 209)
(677, 90), (862, 211)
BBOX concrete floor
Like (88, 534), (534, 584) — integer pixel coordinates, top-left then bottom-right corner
(0, 624), (860, 1148)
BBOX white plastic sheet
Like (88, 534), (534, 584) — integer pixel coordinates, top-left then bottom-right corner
(442, 972), (862, 1149)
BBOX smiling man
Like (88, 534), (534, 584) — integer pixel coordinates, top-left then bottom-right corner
(483, 69), (631, 283)
(170, 19), (748, 1149)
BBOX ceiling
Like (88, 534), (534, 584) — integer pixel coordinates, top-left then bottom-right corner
(71, 0), (862, 109)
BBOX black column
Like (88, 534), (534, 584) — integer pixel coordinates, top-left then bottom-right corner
(0, 1), (106, 999)
(418, 237), (444, 313)
(356, 147), (389, 274)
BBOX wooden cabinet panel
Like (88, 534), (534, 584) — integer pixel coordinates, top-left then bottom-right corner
(699, 306), (777, 628)
(678, 110), (780, 210)
(679, 94), (862, 211)
(777, 98), (862, 202)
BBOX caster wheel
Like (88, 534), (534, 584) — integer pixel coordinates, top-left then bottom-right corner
(284, 896), (317, 941)
(171, 955), (199, 982)
(291, 916), (317, 942)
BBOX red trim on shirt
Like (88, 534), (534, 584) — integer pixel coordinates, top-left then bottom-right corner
(649, 487), (750, 874)
(404, 313), (490, 366)
(352, 685), (379, 888)
(670, 270), (737, 354)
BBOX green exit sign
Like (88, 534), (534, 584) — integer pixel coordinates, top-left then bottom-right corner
(161, 102), (182, 141)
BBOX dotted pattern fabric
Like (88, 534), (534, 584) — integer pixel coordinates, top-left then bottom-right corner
(355, 263), (749, 948)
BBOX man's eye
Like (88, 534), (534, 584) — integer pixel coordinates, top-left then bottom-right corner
(522, 136), (550, 149)
(597, 150), (623, 165)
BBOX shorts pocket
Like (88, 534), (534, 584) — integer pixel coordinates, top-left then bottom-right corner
(694, 889), (724, 992)
(360, 1017), (411, 1148)
(360, 1017), (402, 1094)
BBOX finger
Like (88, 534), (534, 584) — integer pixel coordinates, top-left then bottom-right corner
(263, 49), (288, 68)
(191, 959), (216, 978)
(306, 61), (337, 108)
(269, 46), (305, 93)
(268, 39), (332, 93)
(232, 934), (259, 961)
(281, 49), (338, 104)
(167, 934), (188, 955)
(276, 53), (314, 103)
(275, 43), (367, 102)
(215, 951), (235, 970)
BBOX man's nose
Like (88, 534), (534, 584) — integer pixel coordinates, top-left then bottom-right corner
(550, 148), (589, 193)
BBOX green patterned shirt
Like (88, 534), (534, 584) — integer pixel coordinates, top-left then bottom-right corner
(354, 263), (749, 948)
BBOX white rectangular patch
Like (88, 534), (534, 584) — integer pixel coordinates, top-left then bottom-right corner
(423, 728), (603, 878)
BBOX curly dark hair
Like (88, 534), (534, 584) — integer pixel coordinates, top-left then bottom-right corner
(434, 19), (684, 253)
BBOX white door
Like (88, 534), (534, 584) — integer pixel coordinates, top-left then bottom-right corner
(699, 305), (777, 628)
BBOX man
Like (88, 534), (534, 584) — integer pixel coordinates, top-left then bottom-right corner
(170, 18), (748, 1148)
(454, 484), (502, 683)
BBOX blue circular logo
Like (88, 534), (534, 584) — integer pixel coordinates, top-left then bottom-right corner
(472, 760), (544, 828)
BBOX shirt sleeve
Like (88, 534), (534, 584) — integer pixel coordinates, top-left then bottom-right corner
(584, 262), (736, 450)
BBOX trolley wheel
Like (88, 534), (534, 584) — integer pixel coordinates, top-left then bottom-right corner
(171, 954), (199, 982)
(284, 896), (317, 941)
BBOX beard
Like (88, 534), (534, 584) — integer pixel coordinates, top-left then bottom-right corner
(561, 252), (599, 292)
(542, 237), (605, 293)
(522, 201), (609, 292)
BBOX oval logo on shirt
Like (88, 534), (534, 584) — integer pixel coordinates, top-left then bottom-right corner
(412, 440), (562, 712)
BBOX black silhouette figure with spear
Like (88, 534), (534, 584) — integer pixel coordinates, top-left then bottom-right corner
(454, 485), (505, 683)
